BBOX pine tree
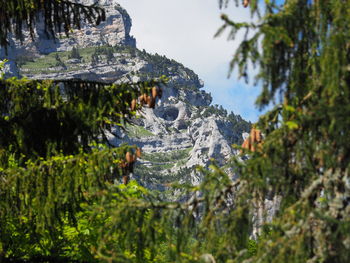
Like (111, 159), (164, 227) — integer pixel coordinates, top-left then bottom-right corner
(69, 46), (82, 60)
(55, 53), (66, 68)
(2, 0), (350, 262)
(0, 0), (106, 49)
(213, 0), (350, 262)
(106, 48), (114, 63)
(75, 1), (350, 262)
(0, 1), (165, 261)
(91, 51), (100, 65)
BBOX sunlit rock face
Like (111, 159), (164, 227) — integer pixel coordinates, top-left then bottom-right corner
(0, 0), (135, 60)
(1, 1), (251, 192)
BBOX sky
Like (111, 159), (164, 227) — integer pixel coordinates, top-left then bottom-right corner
(117, 0), (263, 122)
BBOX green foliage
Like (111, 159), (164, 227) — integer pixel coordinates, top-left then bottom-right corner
(201, 104), (228, 118)
(69, 46), (82, 60)
(125, 123), (154, 138)
(0, 0), (105, 49)
(18, 46), (119, 73)
(133, 148), (193, 190)
(247, 239), (257, 257)
(0, 76), (164, 159)
(227, 112), (252, 144)
(1, 178), (150, 262)
(3, 1), (350, 262)
(141, 148), (192, 163)
(198, 104), (251, 144)
(55, 53), (66, 68)
(0, 58), (167, 261)
(18, 44), (202, 90)
(215, 0), (350, 262)
(19, 47), (100, 73)
(91, 52), (99, 66)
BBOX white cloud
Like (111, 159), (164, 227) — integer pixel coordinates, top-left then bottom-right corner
(117, 0), (262, 122)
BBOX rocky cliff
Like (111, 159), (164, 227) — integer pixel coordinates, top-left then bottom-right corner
(0, 0), (251, 191)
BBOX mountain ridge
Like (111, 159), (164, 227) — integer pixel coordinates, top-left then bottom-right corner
(0, 0), (251, 190)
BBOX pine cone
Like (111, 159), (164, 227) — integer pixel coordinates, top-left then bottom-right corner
(131, 99), (137, 111)
(243, 0), (249, 8)
(136, 148), (142, 158)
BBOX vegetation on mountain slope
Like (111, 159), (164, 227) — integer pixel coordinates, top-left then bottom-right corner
(1, 0), (350, 262)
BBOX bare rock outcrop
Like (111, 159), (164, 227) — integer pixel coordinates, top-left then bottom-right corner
(1, 0), (251, 191)
(0, 0), (135, 61)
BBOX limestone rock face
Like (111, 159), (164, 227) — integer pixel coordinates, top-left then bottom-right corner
(1, 1), (251, 191)
(0, 0), (135, 61)
(109, 78), (249, 190)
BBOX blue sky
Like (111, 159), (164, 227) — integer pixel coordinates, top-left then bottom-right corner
(117, 0), (263, 122)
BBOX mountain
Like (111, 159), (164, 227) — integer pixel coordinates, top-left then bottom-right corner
(0, 0), (251, 191)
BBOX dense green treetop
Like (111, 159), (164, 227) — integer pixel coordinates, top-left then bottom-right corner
(216, 0), (350, 262)
(0, 1), (166, 261)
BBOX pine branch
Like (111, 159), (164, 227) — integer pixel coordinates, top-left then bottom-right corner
(0, 0), (106, 49)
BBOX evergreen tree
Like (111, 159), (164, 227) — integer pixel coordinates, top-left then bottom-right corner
(106, 48), (114, 63)
(213, 0), (350, 262)
(1, 0), (350, 262)
(76, 1), (350, 262)
(55, 53), (66, 68)
(0, 1), (165, 261)
(0, 0), (105, 49)
(69, 46), (82, 60)
(91, 51), (100, 65)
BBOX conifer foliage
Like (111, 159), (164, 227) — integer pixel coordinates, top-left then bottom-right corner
(0, 63), (166, 261)
(1, 0), (350, 262)
(216, 0), (350, 262)
(0, 0), (105, 48)
(0, 1), (165, 261)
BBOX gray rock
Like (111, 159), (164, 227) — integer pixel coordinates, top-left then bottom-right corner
(1, 0), (251, 192)
(0, 0), (135, 60)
